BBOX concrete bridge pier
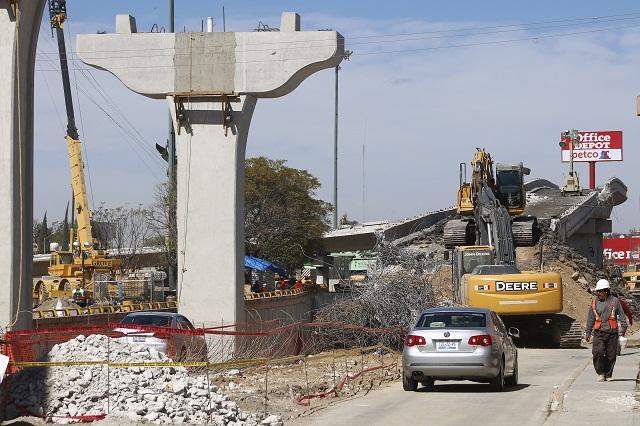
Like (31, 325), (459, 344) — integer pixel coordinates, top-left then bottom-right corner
(169, 95), (256, 327)
(77, 12), (344, 327)
(0, 1), (45, 330)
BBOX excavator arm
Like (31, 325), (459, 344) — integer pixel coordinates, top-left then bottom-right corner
(474, 182), (516, 265)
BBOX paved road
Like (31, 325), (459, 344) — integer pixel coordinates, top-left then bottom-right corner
(294, 348), (639, 426)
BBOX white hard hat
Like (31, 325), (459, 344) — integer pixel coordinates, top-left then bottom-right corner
(595, 279), (610, 291)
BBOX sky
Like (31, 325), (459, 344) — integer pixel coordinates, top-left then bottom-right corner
(34, 1), (640, 233)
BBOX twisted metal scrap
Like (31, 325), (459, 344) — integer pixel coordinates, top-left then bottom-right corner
(315, 234), (448, 349)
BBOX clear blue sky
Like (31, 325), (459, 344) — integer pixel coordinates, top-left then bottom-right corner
(34, 1), (640, 233)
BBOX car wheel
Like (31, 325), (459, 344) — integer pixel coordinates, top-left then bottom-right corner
(402, 374), (418, 392)
(491, 359), (505, 392)
(505, 356), (518, 387)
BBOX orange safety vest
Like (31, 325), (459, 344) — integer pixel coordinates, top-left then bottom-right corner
(591, 298), (618, 330)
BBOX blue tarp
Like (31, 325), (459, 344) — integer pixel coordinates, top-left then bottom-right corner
(244, 256), (286, 277)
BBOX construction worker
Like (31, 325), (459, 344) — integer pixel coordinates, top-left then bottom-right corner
(584, 279), (628, 381)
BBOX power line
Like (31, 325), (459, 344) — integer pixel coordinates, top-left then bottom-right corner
(33, 20), (640, 72)
(34, 10), (640, 56)
(352, 22), (640, 57)
(35, 50), (165, 180)
(36, 20), (640, 72)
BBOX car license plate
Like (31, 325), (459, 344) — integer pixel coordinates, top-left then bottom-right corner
(132, 336), (146, 343)
(436, 341), (458, 351)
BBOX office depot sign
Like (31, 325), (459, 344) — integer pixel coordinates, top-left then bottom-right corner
(603, 236), (640, 266)
(561, 131), (623, 162)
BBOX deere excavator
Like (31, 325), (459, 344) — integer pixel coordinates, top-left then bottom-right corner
(444, 149), (582, 348)
(33, 0), (121, 307)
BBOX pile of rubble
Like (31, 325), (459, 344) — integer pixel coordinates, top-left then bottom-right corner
(538, 223), (640, 318)
(6, 334), (283, 425)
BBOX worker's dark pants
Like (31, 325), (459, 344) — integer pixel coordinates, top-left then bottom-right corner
(592, 330), (618, 378)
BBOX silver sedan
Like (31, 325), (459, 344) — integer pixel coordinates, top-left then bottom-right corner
(402, 307), (519, 392)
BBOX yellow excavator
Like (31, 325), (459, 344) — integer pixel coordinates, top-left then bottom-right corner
(33, 1), (121, 307)
(445, 149), (581, 348)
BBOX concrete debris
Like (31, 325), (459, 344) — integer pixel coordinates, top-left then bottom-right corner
(525, 193), (549, 205)
(539, 223), (640, 320)
(6, 334), (283, 425)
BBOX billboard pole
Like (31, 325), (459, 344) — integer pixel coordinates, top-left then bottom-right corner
(589, 161), (596, 189)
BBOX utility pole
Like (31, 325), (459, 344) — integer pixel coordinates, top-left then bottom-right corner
(333, 65), (339, 229)
(168, 0), (177, 291)
(362, 143), (366, 223)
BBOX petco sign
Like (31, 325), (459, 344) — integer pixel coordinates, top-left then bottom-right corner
(561, 131), (623, 162)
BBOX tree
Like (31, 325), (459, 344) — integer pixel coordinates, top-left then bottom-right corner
(147, 181), (178, 284)
(41, 211), (48, 253)
(245, 157), (331, 272)
(92, 203), (153, 273)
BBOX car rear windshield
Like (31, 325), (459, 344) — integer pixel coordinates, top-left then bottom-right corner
(416, 312), (486, 328)
(121, 315), (172, 327)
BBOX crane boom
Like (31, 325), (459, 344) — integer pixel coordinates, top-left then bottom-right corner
(49, 0), (93, 250)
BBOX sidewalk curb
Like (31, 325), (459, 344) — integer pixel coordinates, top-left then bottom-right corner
(544, 357), (591, 424)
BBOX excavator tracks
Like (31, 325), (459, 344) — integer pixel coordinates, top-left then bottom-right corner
(511, 216), (540, 247)
(443, 219), (475, 248)
(556, 317), (584, 349)
(503, 314), (583, 349)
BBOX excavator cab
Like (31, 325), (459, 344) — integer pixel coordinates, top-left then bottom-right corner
(495, 163), (530, 215)
(452, 246), (495, 304)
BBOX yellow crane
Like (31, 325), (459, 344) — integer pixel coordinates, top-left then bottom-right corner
(33, 0), (121, 306)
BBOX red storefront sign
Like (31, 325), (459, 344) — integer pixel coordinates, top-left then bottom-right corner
(603, 236), (640, 265)
(560, 131), (623, 162)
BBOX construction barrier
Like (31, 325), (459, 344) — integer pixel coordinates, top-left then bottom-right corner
(1, 320), (404, 422)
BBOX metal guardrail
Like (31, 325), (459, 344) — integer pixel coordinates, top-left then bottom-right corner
(33, 288), (309, 320)
(244, 287), (305, 300)
(33, 301), (178, 319)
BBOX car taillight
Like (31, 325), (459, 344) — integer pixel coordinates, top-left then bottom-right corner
(468, 335), (492, 346)
(404, 335), (427, 347)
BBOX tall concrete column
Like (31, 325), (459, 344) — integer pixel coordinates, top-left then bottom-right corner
(78, 12), (343, 326)
(0, 1), (45, 330)
(169, 96), (256, 325)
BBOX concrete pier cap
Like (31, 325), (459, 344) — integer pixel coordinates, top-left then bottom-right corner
(77, 12), (344, 328)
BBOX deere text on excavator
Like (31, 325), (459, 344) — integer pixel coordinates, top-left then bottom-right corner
(444, 149), (582, 348)
(32, 1), (121, 307)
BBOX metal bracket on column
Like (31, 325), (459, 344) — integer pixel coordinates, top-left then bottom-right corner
(6, 0), (18, 21)
(170, 92), (240, 136)
(222, 94), (233, 137)
(173, 97), (188, 135)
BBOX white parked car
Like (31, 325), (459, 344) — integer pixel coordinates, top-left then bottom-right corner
(116, 312), (207, 361)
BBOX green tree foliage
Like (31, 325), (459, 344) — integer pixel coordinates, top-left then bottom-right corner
(33, 207), (71, 254)
(245, 157), (331, 272)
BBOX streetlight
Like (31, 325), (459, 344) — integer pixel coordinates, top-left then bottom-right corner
(559, 129), (581, 194)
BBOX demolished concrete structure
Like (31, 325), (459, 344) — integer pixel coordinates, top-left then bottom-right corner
(323, 177), (627, 269)
(525, 177), (627, 267)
